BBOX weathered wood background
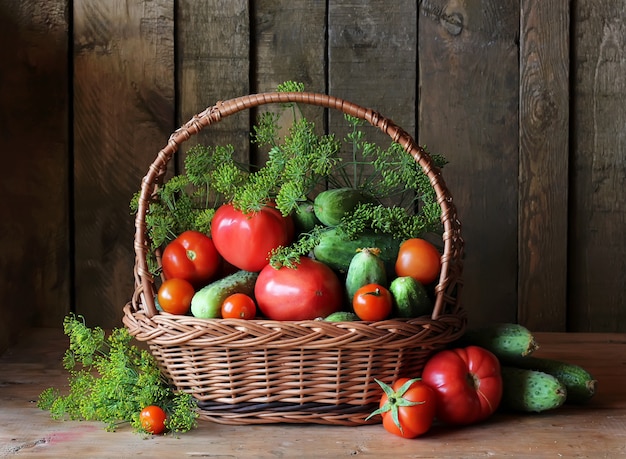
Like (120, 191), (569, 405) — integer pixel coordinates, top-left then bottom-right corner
(1, 0), (624, 352)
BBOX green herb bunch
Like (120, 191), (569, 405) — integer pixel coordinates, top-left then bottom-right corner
(38, 315), (198, 434)
(130, 81), (447, 271)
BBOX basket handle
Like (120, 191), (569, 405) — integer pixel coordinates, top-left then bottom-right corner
(132, 92), (463, 320)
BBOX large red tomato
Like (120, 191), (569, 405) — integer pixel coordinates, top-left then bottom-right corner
(254, 257), (343, 320)
(161, 230), (221, 288)
(211, 203), (294, 272)
(421, 345), (502, 425)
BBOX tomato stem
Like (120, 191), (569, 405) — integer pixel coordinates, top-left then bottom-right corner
(363, 288), (382, 297)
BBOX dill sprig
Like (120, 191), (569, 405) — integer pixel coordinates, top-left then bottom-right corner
(38, 315), (198, 434)
(130, 81), (448, 272)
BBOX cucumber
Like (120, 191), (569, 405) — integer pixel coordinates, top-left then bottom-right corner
(500, 366), (567, 412)
(345, 248), (387, 301)
(313, 188), (375, 227)
(389, 276), (432, 318)
(190, 270), (258, 319)
(324, 311), (360, 322)
(460, 323), (539, 359)
(292, 199), (320, 234)
(313, 228), (402, 275)
(502, 356), (596, 404)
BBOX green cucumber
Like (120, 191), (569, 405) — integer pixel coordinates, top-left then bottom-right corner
(324, 311), (360, 322)
(292, 199), (320, 233)
(389, 276), (432, 318)
(502, 356), (596, 404)
(313, 228), (402, 275)
(500, 366), (567, 412)
(190, 270), (258, 319)
(313, 188), (375, 227)
(345, 248), (387, 301)
(460, 323), (539, 359)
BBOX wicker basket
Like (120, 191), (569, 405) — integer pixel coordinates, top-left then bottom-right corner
(122, 91), (465, 426)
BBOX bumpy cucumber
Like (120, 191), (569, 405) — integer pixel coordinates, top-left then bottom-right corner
(461, 323), (539, 359)
(324, 311), (360, 322)
(500, 366), (567, 412)
(502, 356), (596, 404)
(190, 270), (258, 319)
(313, 188), (374, 227)
(292, 199), (320, 234)
(389, 276), (432, 318)
(345, 248), (387, 301)
(313, 228), (402, 275)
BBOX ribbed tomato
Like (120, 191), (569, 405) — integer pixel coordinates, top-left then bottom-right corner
(421, 346), (503, 425)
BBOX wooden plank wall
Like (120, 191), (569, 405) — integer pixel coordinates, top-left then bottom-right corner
(1, 0), (625, 352)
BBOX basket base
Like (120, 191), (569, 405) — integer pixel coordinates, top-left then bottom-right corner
(196, 400), (380, 426)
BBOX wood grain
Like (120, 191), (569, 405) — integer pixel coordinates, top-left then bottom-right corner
(176, 0), (250, 166)
(2, 329), (624, 457)
(328, 0), (417, 142)
(73, 0), (175, 328)
(517, 1), (570, 331)
(418, 0), (520, 327)
(4, 0), (626, 335)
(0, 0), (70, 353)
(251, 0), (327, 167)
(569, 0), (626, 331)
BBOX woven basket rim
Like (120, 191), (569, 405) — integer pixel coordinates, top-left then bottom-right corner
(128, 90), (464, 325)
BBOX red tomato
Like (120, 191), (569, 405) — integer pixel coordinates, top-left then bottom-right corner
(221, 293), (257, 319)
(139, 405), (167, 434)
(157, 278), (195, 315)
(254, 257), (343, 320)
(367, 378), (437, 439)
(395, 238), (441, 285)
(352, 283), (393, 321)
(211, 203), (294, 272)
(161, 230), (221, 288)
(421, 346), (503, 425)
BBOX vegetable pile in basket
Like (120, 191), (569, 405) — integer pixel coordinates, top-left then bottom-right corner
(130, 82), (449, 322)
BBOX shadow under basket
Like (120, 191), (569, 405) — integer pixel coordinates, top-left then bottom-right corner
(122, 91), (466, 426)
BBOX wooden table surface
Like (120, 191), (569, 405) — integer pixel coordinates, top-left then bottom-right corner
(1, 328), (625, 458)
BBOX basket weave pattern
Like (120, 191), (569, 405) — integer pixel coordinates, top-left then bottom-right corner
(123, 92), (465, 425)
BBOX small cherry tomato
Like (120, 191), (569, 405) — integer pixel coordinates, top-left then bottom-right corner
(395, 238), (442, 285)
(157, 278), (195, 315)
(367, 378), (437, 438)
(139, 405), (167, 434)
(352, 283), (393, 321)
(221, 293), (257, 319)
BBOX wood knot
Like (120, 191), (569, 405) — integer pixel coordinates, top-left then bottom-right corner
(441, 12), (463, 36)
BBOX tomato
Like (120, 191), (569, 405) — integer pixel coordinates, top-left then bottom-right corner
(139, 405), (167, 434)
(157, 278), (195, 315)
(395, 238), (441, 285)
(421, 346), (503, 425)
(221, 293), (257, 319)
(254, 257), (343, 320)
(352, 283), (393, 321)
(367, 378), (437, 439)
(211, 203), (294, 272)
(162, 230), (221, 288)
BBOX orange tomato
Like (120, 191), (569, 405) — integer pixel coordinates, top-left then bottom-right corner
(352, 283), (393, 321)
(157, 278), (195, 315)
(139, 405), (167, 434)
(221, 293), (257, 319)
(395, 238), (441, 285)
